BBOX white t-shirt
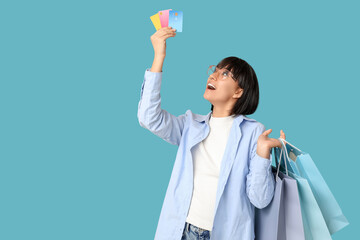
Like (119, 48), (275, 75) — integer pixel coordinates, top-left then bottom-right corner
(185, 113), (235, 231)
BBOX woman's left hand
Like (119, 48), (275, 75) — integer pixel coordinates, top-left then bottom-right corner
(256, 129), (286, 160)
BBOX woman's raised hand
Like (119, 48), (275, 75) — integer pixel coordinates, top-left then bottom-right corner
(150, 27), (177, 58)
(256, 129), (286, 160)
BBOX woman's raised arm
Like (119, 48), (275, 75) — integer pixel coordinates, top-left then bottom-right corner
(137, 27), (187, 146)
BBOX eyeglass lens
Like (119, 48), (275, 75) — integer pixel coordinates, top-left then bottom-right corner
(208, 66), (231, 79)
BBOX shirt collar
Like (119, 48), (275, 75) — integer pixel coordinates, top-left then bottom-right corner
(194, 111), (257, 125)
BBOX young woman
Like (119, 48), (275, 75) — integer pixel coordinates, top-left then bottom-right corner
(137, 27), (286, 240)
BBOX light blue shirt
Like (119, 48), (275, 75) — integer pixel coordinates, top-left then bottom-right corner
(137, 68), (275, 240)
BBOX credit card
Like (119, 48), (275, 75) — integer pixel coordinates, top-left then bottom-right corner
(158, 9), (172, 28)
(150, 13), (162, 30)
(168, 10), (183, 32)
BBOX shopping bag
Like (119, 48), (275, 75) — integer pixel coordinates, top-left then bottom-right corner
(255, 147), (305, 240)
(288, 170), (332, 240)
(276, 138), (349, 234)
(275, 139), (331, 240)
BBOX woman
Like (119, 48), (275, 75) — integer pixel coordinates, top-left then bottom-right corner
(137, 27), (286, 240)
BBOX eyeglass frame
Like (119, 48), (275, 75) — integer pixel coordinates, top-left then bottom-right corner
(207, 65), (235, 80)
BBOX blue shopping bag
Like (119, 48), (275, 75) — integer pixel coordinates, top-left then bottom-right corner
(287, 170), (332, 240)
(275, 142), (331, 240)
(275, 138), (349, 235)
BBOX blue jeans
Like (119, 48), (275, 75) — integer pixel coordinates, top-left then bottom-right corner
(181, 222), (211, 240)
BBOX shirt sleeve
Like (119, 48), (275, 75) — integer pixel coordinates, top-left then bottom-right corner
(137, 68), (187, 146)
(245, 123), (275, 209)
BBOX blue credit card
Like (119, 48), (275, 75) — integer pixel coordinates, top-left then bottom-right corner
(168, 10), (183, 32)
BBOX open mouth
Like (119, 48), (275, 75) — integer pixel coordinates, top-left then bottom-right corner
(207, 83), (216, 90)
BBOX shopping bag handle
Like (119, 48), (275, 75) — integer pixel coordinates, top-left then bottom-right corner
(277, 138), (295, 177)
(278, 137), (303, 153)
(276, 138), (289, 178)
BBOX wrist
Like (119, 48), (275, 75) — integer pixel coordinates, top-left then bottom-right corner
(256, 146), (271, 160)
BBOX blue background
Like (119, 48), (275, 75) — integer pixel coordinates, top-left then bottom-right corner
(0, 0), (358, 239)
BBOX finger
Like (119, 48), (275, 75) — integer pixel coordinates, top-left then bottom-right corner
(155, 29), (171, 37)
(160, 29), (176, 35)
(262, 129), (272, 136)
(158, 31), (176, 38)
(280, 129), (286, 143)
(159, 27), (176, 34)
(160, 33), (176, 40)
(266, 138), (283, 149)
(279, 129), (286, 144)
(280, 129), (286, 139)
(159, 26), (172, 31)
(154, 33), (175, 42)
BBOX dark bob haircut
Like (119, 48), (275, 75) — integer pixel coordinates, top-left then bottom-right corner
(211, 56), (259, 116)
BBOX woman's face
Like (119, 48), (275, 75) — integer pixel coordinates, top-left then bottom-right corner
(203, 66), (243, 108)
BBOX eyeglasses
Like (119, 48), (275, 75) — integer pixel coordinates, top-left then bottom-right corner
(207, 65), (234, 80)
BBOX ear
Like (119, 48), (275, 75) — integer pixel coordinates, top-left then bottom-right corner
(233, 87), (243, 99)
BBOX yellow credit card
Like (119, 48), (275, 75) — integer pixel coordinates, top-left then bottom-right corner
(150, 13), (162, 30)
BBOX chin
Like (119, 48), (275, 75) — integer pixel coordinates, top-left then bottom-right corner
(203, 92), (209, 101)
(203, 94), (212, 105)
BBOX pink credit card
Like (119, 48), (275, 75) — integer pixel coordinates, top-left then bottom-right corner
(158, 9), (172, 28)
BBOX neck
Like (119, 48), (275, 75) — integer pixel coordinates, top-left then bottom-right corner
(212, 106), (233, 117)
